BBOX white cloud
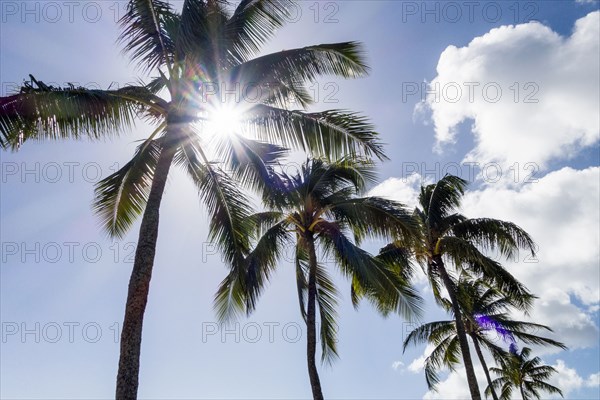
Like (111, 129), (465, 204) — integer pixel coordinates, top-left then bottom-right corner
(586, 372), (600, 388)
(421, 11), (599, 169)
(422, 365), (488, 400)
(407, 346), (432, 374)
(552, 359), (585, 395)
(460, 167), (600, 349)
(371, 167), (600, 350)
(391, 360), (405, 371)
(425, 359), (599, 400)
(369, 173), (423, 209)
(548, 360), (600, 397)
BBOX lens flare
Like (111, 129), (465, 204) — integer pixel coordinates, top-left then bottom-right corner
(205, 103), (244, 137)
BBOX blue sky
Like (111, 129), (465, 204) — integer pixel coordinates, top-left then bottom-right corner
(1, 1), (599, 399)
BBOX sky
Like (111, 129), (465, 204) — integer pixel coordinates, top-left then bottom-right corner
(1, 1), (599, 399)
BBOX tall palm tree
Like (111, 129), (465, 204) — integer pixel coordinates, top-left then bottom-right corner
(0, 1), (386, 398)
(486, 345), (563, 400)
(403, 276), (566, 400)
(382, 175), (537, 399)
(216, 158), (423, 399)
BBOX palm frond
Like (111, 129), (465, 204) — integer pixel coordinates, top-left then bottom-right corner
(231, 42), (369, 86)
(424, 175), (468, 228)
(315, 263), (339, 365)
(310, 158), (379, 199)
(93, 135), (163, 238)
(329, 196), (417, 244)
(0, 83), (163, 149)
(402, 320), (454, 351)
(176, 137), (253, 321)
(451, 218), (536, 261)
(318, 221), (422, 320)
(244, 105), (386, 160)
(213, 133), (288, 198)
(118, 0), (178, 71)
(244, 219), (290, 313)
(214, 270), (247, 322)
(225, 0), (294, 63)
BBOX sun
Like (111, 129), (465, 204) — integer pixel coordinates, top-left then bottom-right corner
(205, 103), (244, 137)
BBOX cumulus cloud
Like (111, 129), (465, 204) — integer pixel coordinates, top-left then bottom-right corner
(425, 359), (599, 400)
(548, 360), (600, 397)
(391, 360), (405, 371)
(422, 366), (488, 400)
(420, 11), (599, 169)
(368, 173), (423, 209)
(460, 167), (600, 349)
(586, 372), (600, 388)
(370, 167), (600, 349)
(406, 344), (436, 374)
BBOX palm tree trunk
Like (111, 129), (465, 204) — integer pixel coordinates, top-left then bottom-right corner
(115, 136), (175, 400)
(305, 235), (325, 400)
(472, 335), (499, 400)
(435, 257), (482, 400)
(519, 384), (527, 400)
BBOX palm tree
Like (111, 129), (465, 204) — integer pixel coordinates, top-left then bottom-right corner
(486, 345), (563, 400)
(216, 158), (423, 399)
(0, 1), (386, 398)
(403, 276), (566, 400)
(382, 175), (537, 399)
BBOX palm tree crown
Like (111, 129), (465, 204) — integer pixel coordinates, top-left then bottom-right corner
(217, 157), (423, 399)
(403, 276), (565, 396)
(383, 175), (537, 400)
(487, 346), (563, 400)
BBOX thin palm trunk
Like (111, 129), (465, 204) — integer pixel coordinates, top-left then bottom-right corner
(519, 383), (527, 400)
(305, 235), (325, 400)
(471, 334), (499, 400)
(435, 257), (482, 400)
(115, 130), (176, 400)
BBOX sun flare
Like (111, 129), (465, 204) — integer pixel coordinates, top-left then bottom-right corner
(205, 103), (244, 137)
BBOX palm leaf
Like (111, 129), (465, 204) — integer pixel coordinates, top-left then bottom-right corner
(230, 42), (369, 86)
(451, 218), (536, 261)
(93, 135), (163, 238)
(244, 105), (386, 160)
(0, 83), (162, 149)
(225, 0), (294, 63)
(118, 0), (178, 72)
(425, 175), (468, 228)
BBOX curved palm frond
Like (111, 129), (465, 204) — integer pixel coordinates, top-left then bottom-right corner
(402, 320), (454, 351)
(318, 220), (422, 320)
(329, 196), (417, 244)
(118, 0), (178, 72)
(178, 132), (252, 260)
(243, 219), (290, 313)
(423, 174), (468, 228)
(423, 334), (460, 390)
(0, 83), (164, 149)
(315, 263), (339, 364)
(451, 218), (536, 261)
(230, 42), (369, 85)
(225, 0), (295, 63)
(212, 133), (288, 196)
(243, 105), (386, 160)
(93, 135), (163, 238)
